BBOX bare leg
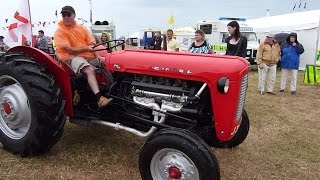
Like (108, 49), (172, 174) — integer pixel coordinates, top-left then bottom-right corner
(81, 65), (99, 94)
(81, 65), (113, 107)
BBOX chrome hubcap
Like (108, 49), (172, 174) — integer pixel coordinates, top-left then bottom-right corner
(150, 148), (200, 180)
(0, 75), (31, 140)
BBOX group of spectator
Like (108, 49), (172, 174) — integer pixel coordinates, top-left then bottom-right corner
(0, 30), (55, 55)
(148, 21), (246, 56)
(256, 32), (304, 95)
(148, 20), (305, 95)
(149, 29), (180, 52)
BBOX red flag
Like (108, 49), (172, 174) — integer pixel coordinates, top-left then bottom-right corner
(5, 0), (32, 46)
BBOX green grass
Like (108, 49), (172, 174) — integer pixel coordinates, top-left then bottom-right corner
(1, 69), (319, 179)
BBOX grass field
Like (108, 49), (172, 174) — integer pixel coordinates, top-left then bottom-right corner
(0, 70), (319, 179)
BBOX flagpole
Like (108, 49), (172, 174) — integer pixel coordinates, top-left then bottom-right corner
(27, 0), (33, 46)
(89, 0), (93, 30)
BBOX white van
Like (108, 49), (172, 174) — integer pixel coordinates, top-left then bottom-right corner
(197, 17), (259, 64)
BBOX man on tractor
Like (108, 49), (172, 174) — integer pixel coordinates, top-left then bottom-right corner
(54, 5), (113, 108)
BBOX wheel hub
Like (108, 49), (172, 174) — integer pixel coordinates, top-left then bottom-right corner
(2, 101), (12, 115)
(150, 148), (199, 180)
(0, 76), (31, 140)
(168, 166), (182, 179)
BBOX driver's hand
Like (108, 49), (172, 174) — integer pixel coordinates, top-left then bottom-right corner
(97, 56), (105, 64)
(86, 46), (94, 52)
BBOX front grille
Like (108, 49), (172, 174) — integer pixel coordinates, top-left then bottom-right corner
(236, 74), (248, 121)
(246, 49), (252, 58)
(252, 50), (257, 58)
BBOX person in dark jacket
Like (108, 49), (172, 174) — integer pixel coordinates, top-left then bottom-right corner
(225, 21), (247, 58)
(149, 32), (162, 50)
(279, 32), (304, 95)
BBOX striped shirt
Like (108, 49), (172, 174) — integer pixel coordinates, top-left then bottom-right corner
(188, 41), (211, 54)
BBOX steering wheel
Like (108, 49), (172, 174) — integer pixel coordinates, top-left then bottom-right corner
(93, 39), (125, 52)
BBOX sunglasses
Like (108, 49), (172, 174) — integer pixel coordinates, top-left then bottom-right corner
(62, 12), (72, 17)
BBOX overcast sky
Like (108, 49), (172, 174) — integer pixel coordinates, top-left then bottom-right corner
(1, 0), (320, 37)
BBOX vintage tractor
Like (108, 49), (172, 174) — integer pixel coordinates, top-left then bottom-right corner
(0, 40), (250, 180)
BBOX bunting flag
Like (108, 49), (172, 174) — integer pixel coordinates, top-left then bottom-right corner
(167, 14), (174, 25)
(5, 0), (32, 46)
(2, 19), (85, 29)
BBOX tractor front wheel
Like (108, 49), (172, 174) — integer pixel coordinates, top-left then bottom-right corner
(200, 109), (250, 148)
(139, 128), (220, 180)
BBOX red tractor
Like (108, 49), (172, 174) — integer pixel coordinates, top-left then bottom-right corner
(0, 41), (249, 180)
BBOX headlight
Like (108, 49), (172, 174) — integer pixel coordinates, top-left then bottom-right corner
(217, 77), (230, 93)
(246, 50), (251, 55)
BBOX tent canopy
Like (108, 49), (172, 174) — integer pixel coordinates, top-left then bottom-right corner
(247, 10), (320, 32)
(128, 31), (143, 39)
(173, 27), (195, 34)
(0, 27), (5, 37)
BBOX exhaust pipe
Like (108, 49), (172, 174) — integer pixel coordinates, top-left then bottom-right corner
(91, 96), (183, 138)
(134, 83), (207, 102)
(92, 97), (165, 137)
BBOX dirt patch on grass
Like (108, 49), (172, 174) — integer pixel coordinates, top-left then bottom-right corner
(0, 70), (319, 179)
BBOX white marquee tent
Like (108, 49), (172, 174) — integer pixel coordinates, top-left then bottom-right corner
(173, 27), (195, 52)
(247, 10), (320, 70)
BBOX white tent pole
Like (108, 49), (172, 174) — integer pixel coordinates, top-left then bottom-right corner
(314, 16), (320, 66)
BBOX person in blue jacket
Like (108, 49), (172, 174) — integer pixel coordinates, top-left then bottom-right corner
(280, 32), (304, 95)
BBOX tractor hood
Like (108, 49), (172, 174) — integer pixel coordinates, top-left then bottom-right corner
(106, 49), (250, 83)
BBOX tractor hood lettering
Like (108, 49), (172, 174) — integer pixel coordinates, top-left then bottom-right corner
(152, 66), (191, 74)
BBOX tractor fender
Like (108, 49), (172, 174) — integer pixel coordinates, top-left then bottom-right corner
(7, 46), (73, 116)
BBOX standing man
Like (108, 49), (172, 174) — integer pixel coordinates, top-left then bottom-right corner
(37, 30), (49, 53)
(256, 33), (281, 95)
(0, 36), (10, 52)
(162, 29), (179, 52)
(54, 5), (113, 108)
(149, 32), (162, 50)
(280, 32), (304, 95)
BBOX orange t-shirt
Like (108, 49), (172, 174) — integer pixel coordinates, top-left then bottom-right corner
(54, 20), (96, 62)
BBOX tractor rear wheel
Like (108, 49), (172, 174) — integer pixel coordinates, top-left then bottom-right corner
(0, 53), (66, 155)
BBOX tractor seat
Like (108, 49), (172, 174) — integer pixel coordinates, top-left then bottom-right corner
(61, 61), (108, 80)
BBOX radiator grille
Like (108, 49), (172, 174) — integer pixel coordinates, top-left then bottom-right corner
(236, 74), (248, 121)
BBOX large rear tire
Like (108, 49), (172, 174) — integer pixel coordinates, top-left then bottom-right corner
(139, 128), (220, 180)
(0, 53), (66, 155)
(200, 109), (250, 148)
